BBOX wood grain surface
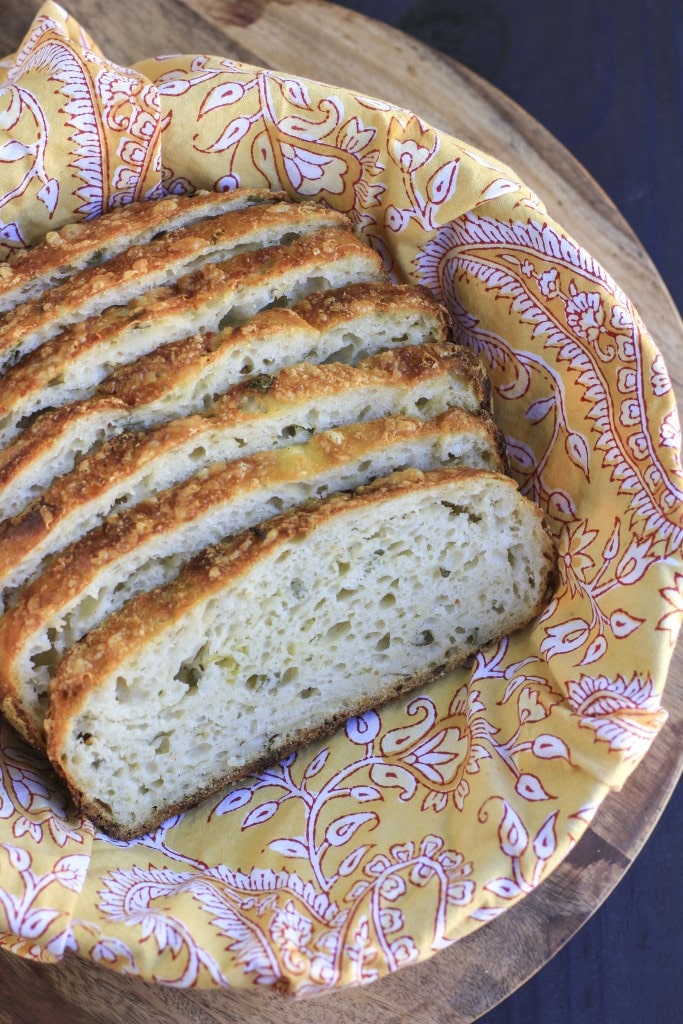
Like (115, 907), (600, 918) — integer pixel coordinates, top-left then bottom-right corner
(0, 3), (681, 1023)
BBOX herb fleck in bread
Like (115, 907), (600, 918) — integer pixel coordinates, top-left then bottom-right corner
(45, 467), (556, 840)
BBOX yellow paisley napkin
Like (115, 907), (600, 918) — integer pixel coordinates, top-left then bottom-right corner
(0, 1), (681, 993)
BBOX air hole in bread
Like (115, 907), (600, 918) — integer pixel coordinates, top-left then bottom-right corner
(441, 500), (483, 524)
(30, 646), (59, 674)
(174, 660), (202, 691)
(307, 275), (333, 292)
(270, 295), (291, 309)
(217, 311), (238, 331)
(299, 686), (320, 700)
(325, 620), (351, 641)
(323, 334), (362, 364)
(154, 734), (172, 755)
(413, 629), (435, 647)
(375, 633), (391, 651)
(245, 673), (268, 692)
(115, 675), (132, 703)
(279, 423), (312, 441)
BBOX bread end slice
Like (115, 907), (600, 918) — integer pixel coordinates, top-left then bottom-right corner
(46, 468), (556, 839)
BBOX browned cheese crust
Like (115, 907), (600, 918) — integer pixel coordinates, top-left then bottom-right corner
(0, 224), (377, 425)
(0, 189), (286, 312)
(0, 282), (455, 512)
(0, 397), (128, 495)
(100, 281), (456, 407)
(0, 198), (346, 366)
(0, 343), (486, 582)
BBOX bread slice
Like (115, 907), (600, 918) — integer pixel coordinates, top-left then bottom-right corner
(45, 467), (556, 838)
(0, 283), (458, 521)
(101, 282), (457, 414)
(0, 344), (489, 603)
(0, 189), (286, 314)
(0, 410), (506, 749)
(0, 227), (386, 450)
(0, 196), (342, 371)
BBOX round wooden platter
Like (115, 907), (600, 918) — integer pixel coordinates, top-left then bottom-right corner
(0, 2), (681, 1022)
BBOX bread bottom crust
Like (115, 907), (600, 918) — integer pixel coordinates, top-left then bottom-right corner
(64, 654), (478, 840)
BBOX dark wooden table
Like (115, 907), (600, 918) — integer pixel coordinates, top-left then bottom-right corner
(0, 3), (681, 1022)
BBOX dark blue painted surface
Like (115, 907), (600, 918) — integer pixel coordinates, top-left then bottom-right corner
(334, 3), (683, 1021)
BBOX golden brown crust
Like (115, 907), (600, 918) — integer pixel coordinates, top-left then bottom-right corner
(210, 340), (465, 410)
(0, 224), (377, 425)
(0, 189), (287, 312)
(99, 330), (239, 405)
(0, 397), (129, 496)
(46, 467), (557, 755)
(0, 198), (347, 365)
(0, 282), (459, 510)
(0, 193), (512, 836)
(99, 281), (452, 408)
(294, 280), (449, 330)
(0, 344), (485, 585)
(0, 696), (43, 753)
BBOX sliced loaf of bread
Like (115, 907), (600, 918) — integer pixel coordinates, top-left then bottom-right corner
(0, 283), (458, 521)
(0, 410), (505, 748)
(45, 467), (556, 839)
(0, 344), (486, 603)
